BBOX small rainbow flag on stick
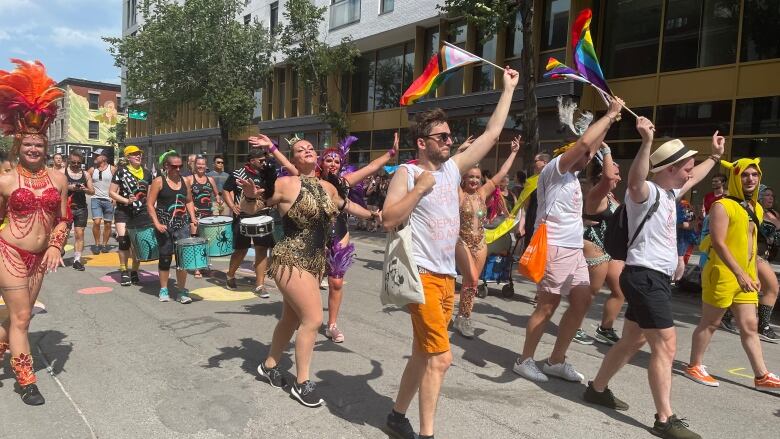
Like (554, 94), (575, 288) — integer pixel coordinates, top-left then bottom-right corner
(400, 43), (484, 106)
(571, 8), (611, 95)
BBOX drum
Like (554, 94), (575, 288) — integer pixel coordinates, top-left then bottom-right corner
(127, 225), (159, 261)
(198, 215), (234, 256)
(240, 216), (274, 237)
(175, 237), (209, 270)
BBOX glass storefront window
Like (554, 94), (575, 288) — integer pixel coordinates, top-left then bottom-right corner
(541, 0), (570, 51)
(602, 107), (655, 140)
(741, 0), (780, 62)
(424, 27), (440, 59)
(655, 100), (732, 137)
(348, 151), (370, 167)
(661, 0), (740, 72)
(506, 13), (523, 59)
(445, 21), (467, 97)
(350, 131), (371, 150)
(372, 129), (397, 151)
(374, 45), (405, 110)
(602, 0), (663, 78)
(403, 42), (415, 94)
(277, 69), (286, 118)
(399, 149), (415, 163)
(735, 96), (780, 135)
(350, 53), (375, 113)
(472, 31), (496, 93)
(448, 118), (469, 147)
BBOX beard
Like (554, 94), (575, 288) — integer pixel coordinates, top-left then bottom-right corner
(424, 146), (449, 165)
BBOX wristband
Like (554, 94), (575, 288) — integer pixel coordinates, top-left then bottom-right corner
(388, 148), (396, 158)
(268, 144), (278, 154)
(47, 221), (70, 251)
(708, 154), (721, 163)
(600, 146), (612, 156)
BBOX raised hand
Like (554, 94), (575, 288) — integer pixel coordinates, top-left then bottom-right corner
(510, 135), (522, 153)
(503, 67), (520, 90)
(414, 170), (436, 193)
(711, 130), (725, 157)
(607, 96), (625, 120)
(249, 134), (274, 149)
(636, 116), (655, 142)
(457, 135), (475, 153)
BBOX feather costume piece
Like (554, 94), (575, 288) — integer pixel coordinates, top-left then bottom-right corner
(0, 59), (63, 135)
(556, 96), (593, 137)
(326, 240), (355, 279)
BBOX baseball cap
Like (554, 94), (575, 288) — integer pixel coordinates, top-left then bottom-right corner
(123, 145), (142, 157)
(93, 148), (108, 157)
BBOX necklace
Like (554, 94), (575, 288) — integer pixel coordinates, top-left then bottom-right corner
(17, 165), (50, 190)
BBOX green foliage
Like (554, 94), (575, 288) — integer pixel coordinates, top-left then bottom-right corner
(104, 0), (275, 144)
(0, 135), (12, 152)
(437, 0), (521, 41)
(106, 117), (127, 149)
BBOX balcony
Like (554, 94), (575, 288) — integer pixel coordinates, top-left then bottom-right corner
(330, 0), (360, 30)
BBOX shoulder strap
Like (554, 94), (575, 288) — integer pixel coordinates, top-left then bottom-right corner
(725, 195), (760, 226)
(628, 184), (661, 248)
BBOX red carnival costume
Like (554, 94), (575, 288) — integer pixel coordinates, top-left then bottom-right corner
(0, 59), (69, 405)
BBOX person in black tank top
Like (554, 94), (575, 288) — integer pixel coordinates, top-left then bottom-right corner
(147, 152), (197, 303)
(65, 151), (94, 271)
(185, 156), (221, 278)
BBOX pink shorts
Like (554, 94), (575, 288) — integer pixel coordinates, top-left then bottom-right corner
(537, 245), (590, 296)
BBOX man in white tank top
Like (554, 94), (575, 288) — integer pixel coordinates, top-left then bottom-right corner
(88, 148), (116, 253)
(381, 67), (520, 439)
(584, 118), (723, 439)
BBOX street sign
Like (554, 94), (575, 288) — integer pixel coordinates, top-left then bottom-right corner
(128, 109), (148, 120)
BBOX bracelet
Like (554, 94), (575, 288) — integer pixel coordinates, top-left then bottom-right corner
(47, 221), (70, 251)
(244, 196), (257, 201)
(268, 144), (278, 154)
(708, 154), (721, 163)
(600, 146), (612, 156)
(388, 148), (396, 158)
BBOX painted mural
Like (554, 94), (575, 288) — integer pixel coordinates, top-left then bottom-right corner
(67, 88), (125, 145)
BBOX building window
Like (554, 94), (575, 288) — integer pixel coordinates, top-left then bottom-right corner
(655, 100), (732, 138)
(402, 42), (415, 94)
(603, 107), (655, 140)
(351, 53), (375, 113)
(374, 45), (405, 110)
(424, 27), (440, 59)
(372, 129), (397, 151)
(89, 121), (100, 140)
(126, 0), (137, 27)
(380, 0), (394, 14)
(88, 93), (100, 110)
(270, 2), (279, 34)
(330, 0), (361, 30)
(506, 12), (524, 60)
(602, 0), (663, 79)
(661, 0), (740, 72)
(277, 69), (286, 118)
(741, 0), (780, 62)
(734, 96), (780, 135)
(265, 79), (273, 120)
(540, 0), (570, 51)
(290, 72), (299, 117)
(244, 14), (251, 25)
(116, 95), (122, 110)
(60, 120), (65, 138)
(444, 20), (467, 97)
(472, 31), (497, 92)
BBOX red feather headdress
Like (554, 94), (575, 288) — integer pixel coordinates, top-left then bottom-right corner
(0, 59), (63, 136)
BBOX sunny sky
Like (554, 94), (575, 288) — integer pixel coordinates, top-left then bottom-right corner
(0, 0), (122, 84)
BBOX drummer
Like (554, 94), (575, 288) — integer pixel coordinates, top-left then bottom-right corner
(185, 156), (222, 278)
(222, 148), (278, 297)
(109, 145), (154, 286)
(147, 151), (198, 303)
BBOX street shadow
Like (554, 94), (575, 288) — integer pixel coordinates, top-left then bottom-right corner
(203, 337), (286, 378)
(0, 330), (72, 387)
(353, 257), (383, 271)
(452, 333), (519, 384)
(102, 269), (158, 285)
(315, 359), (394, 435)
(214, 301), (282, 319)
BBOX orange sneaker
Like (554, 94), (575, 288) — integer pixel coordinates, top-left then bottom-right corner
(755, 372), (780, 392)
(684, 364), (719, 387)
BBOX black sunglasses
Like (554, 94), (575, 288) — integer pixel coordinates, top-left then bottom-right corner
(168, 164), (183, 169)
(423, 132), (454, 143)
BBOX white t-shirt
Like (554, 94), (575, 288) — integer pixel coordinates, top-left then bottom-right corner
(534, 156), (584, 248)
(402, 160), (461, 276)
(625, 181), (681, 276)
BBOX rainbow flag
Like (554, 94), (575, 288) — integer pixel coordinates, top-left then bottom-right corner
(543, 57), (590, 83)
(571, 9), (611, 94)
(400, 44), (482, 106)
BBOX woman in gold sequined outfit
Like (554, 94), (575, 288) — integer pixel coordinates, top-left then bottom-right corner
(453, 136), (520, 338)
(243, 137), (375, 408)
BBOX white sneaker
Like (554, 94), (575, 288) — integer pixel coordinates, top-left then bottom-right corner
(512, 357), (549, 382)
(543, 360), (585, 382)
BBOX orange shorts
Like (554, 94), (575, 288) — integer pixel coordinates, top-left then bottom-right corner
(407, 272), (455, 354)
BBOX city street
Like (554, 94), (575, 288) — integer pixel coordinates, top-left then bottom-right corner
(1, 231), (778, 439)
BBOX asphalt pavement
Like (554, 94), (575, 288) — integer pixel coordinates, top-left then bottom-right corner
(0, 231), (778, 438)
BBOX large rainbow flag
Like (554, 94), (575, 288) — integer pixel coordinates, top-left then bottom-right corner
(571, 8), (611, 94)
(400, 44), (483, 106)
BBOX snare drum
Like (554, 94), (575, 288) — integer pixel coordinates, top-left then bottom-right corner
(198, 215), (234, 256)
(240, 216), (274, 237)
(127, 225), (159, 261)
(175, 237), (209, 270)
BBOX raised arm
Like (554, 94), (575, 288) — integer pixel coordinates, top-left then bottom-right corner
(678, 131), (725, 198)
(382, 166), (435, 229)
(452, 68), (520, 173)
(249, 134), (298, 176)
(344, 132), (399, 186)
(184, 179), (197, 226)
(627, 116), (656, 203)
(83, 170), (95, 195)
(481, 135), (521, 199)
(586, 144), (619, 212)
(558, 97), (624, 174)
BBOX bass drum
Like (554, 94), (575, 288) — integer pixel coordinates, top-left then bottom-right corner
(259, 208), (284, 244)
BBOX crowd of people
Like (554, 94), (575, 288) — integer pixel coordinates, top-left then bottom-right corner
(1, 60), (779, 439)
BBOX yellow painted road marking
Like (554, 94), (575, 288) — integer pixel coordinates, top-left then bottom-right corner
(189, 286), (256, 302)
(727, 367), (754, 379)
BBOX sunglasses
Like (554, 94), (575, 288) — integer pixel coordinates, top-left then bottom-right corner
(70, 161), (82, 165)
(168, 164), (183, 169)
(215, 161), (224, 164)
(423, 132), (454, 143)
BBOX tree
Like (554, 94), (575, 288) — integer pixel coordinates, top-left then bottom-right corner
(105, 0), (275, 151)
(0, 135), (12, 152)
(437, 1), (540, 156)
(279, 0), (360, 138)
(106, 117), (128, 160)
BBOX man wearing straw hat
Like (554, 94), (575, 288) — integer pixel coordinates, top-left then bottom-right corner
(584, 119), (724, 439)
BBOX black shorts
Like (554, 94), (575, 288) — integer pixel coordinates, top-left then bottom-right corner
(71, 206), (88, 228)
(233, 215), (275, 250)
(156, 226), (191, 258)
(620, 265), (674, 329)
(115, 206), (152, 229)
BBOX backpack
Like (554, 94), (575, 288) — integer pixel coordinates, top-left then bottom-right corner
(604, 185), (660, 261)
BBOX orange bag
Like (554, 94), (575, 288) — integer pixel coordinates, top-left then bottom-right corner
(518, 222), (548, 283)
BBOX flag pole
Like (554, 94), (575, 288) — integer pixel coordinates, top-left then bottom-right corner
(443, 41), (506, 72)
(589, 84), (640, 119)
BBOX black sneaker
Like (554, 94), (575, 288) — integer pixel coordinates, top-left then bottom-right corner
(225, 277), (237, 290)
(573, 329), (595, 345)
(385, 412), (416, 439)
(720, 318), (738, 334)
(72, 260), (85, 271)
(595, 326), (620, 345)
(19, 383), (45, 406)
(256, 361), (285, 388)
(90, 245), (100, 255)
(650, 414), (701, 439)
(290, 380), (324, 408)
(583, 381), (629, 411)
(120, 270), (131, 286)
(759, 325), (779, 343)
(130, 271), (140, 285)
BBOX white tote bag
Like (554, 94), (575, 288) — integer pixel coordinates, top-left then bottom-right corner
(381, 165), (425, 307)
